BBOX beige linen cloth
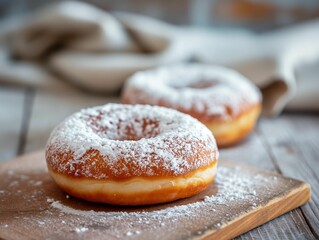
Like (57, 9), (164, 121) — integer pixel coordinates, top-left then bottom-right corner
(0, 1), (319, 116)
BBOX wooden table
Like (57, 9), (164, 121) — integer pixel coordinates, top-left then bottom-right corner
(0, 85), (318, 239)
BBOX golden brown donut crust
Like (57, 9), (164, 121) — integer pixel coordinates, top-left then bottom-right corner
(45, 104), (219, 205)
(48, 162), (217, 205)
(204, 104), (261, 147)
(121, 64), (262, 147)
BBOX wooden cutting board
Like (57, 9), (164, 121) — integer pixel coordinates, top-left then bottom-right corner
(0, 151), (311, 240)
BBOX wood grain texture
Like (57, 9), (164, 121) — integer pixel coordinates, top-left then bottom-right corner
(201, 185), (311, 240)
(220, 125), (316, 240)
(0, 151), (311, 240)
(258, 114), (319, 238)
(235, 208), (316, 240)
(220, 130), (277, 171)
(0, 87), (25, 161)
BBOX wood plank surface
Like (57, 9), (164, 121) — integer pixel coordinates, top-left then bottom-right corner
(0, 87), (26, 161)
(259, 114), (319, 238)
(220, 126), (315, 240)
(0, 151), (311, 240)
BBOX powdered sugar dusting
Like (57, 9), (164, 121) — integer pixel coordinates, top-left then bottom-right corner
(1, 156), (304, 240)
(122, 64), (262, 120)
(51, 166), (265, 218)
(47, 166), (284, 239)
(46, 104), (218, 179)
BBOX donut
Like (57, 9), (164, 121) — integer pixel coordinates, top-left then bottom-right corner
(121, 64), (262, 147)
(45, 104), (218, 205)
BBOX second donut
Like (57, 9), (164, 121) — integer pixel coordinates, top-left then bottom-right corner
(121, 64), (262, 147)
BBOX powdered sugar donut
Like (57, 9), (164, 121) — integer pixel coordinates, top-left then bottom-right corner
(46, 104), (218, 205)
(121, 64), (262, 147)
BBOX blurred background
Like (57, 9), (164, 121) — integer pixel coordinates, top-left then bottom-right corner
(2, 0), (319, 30)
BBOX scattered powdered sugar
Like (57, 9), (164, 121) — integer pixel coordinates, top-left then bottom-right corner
(203, 167), (262, 204)
(46, 165), (281, 239)
(2, 160), (300, 240)
(31, 180), (42, 186)
(46, 104), (218, 179)
(50, 166), (266, 219)
(75, 227), (89, 233)
(122, 64), (261, 120)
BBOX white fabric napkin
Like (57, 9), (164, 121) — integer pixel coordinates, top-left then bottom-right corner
(0, 1), (319, 116)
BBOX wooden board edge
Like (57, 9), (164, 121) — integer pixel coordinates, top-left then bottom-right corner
(196, 182), (311, 240)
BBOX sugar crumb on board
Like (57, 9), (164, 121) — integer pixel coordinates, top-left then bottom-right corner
(74, 227), (89, 233)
